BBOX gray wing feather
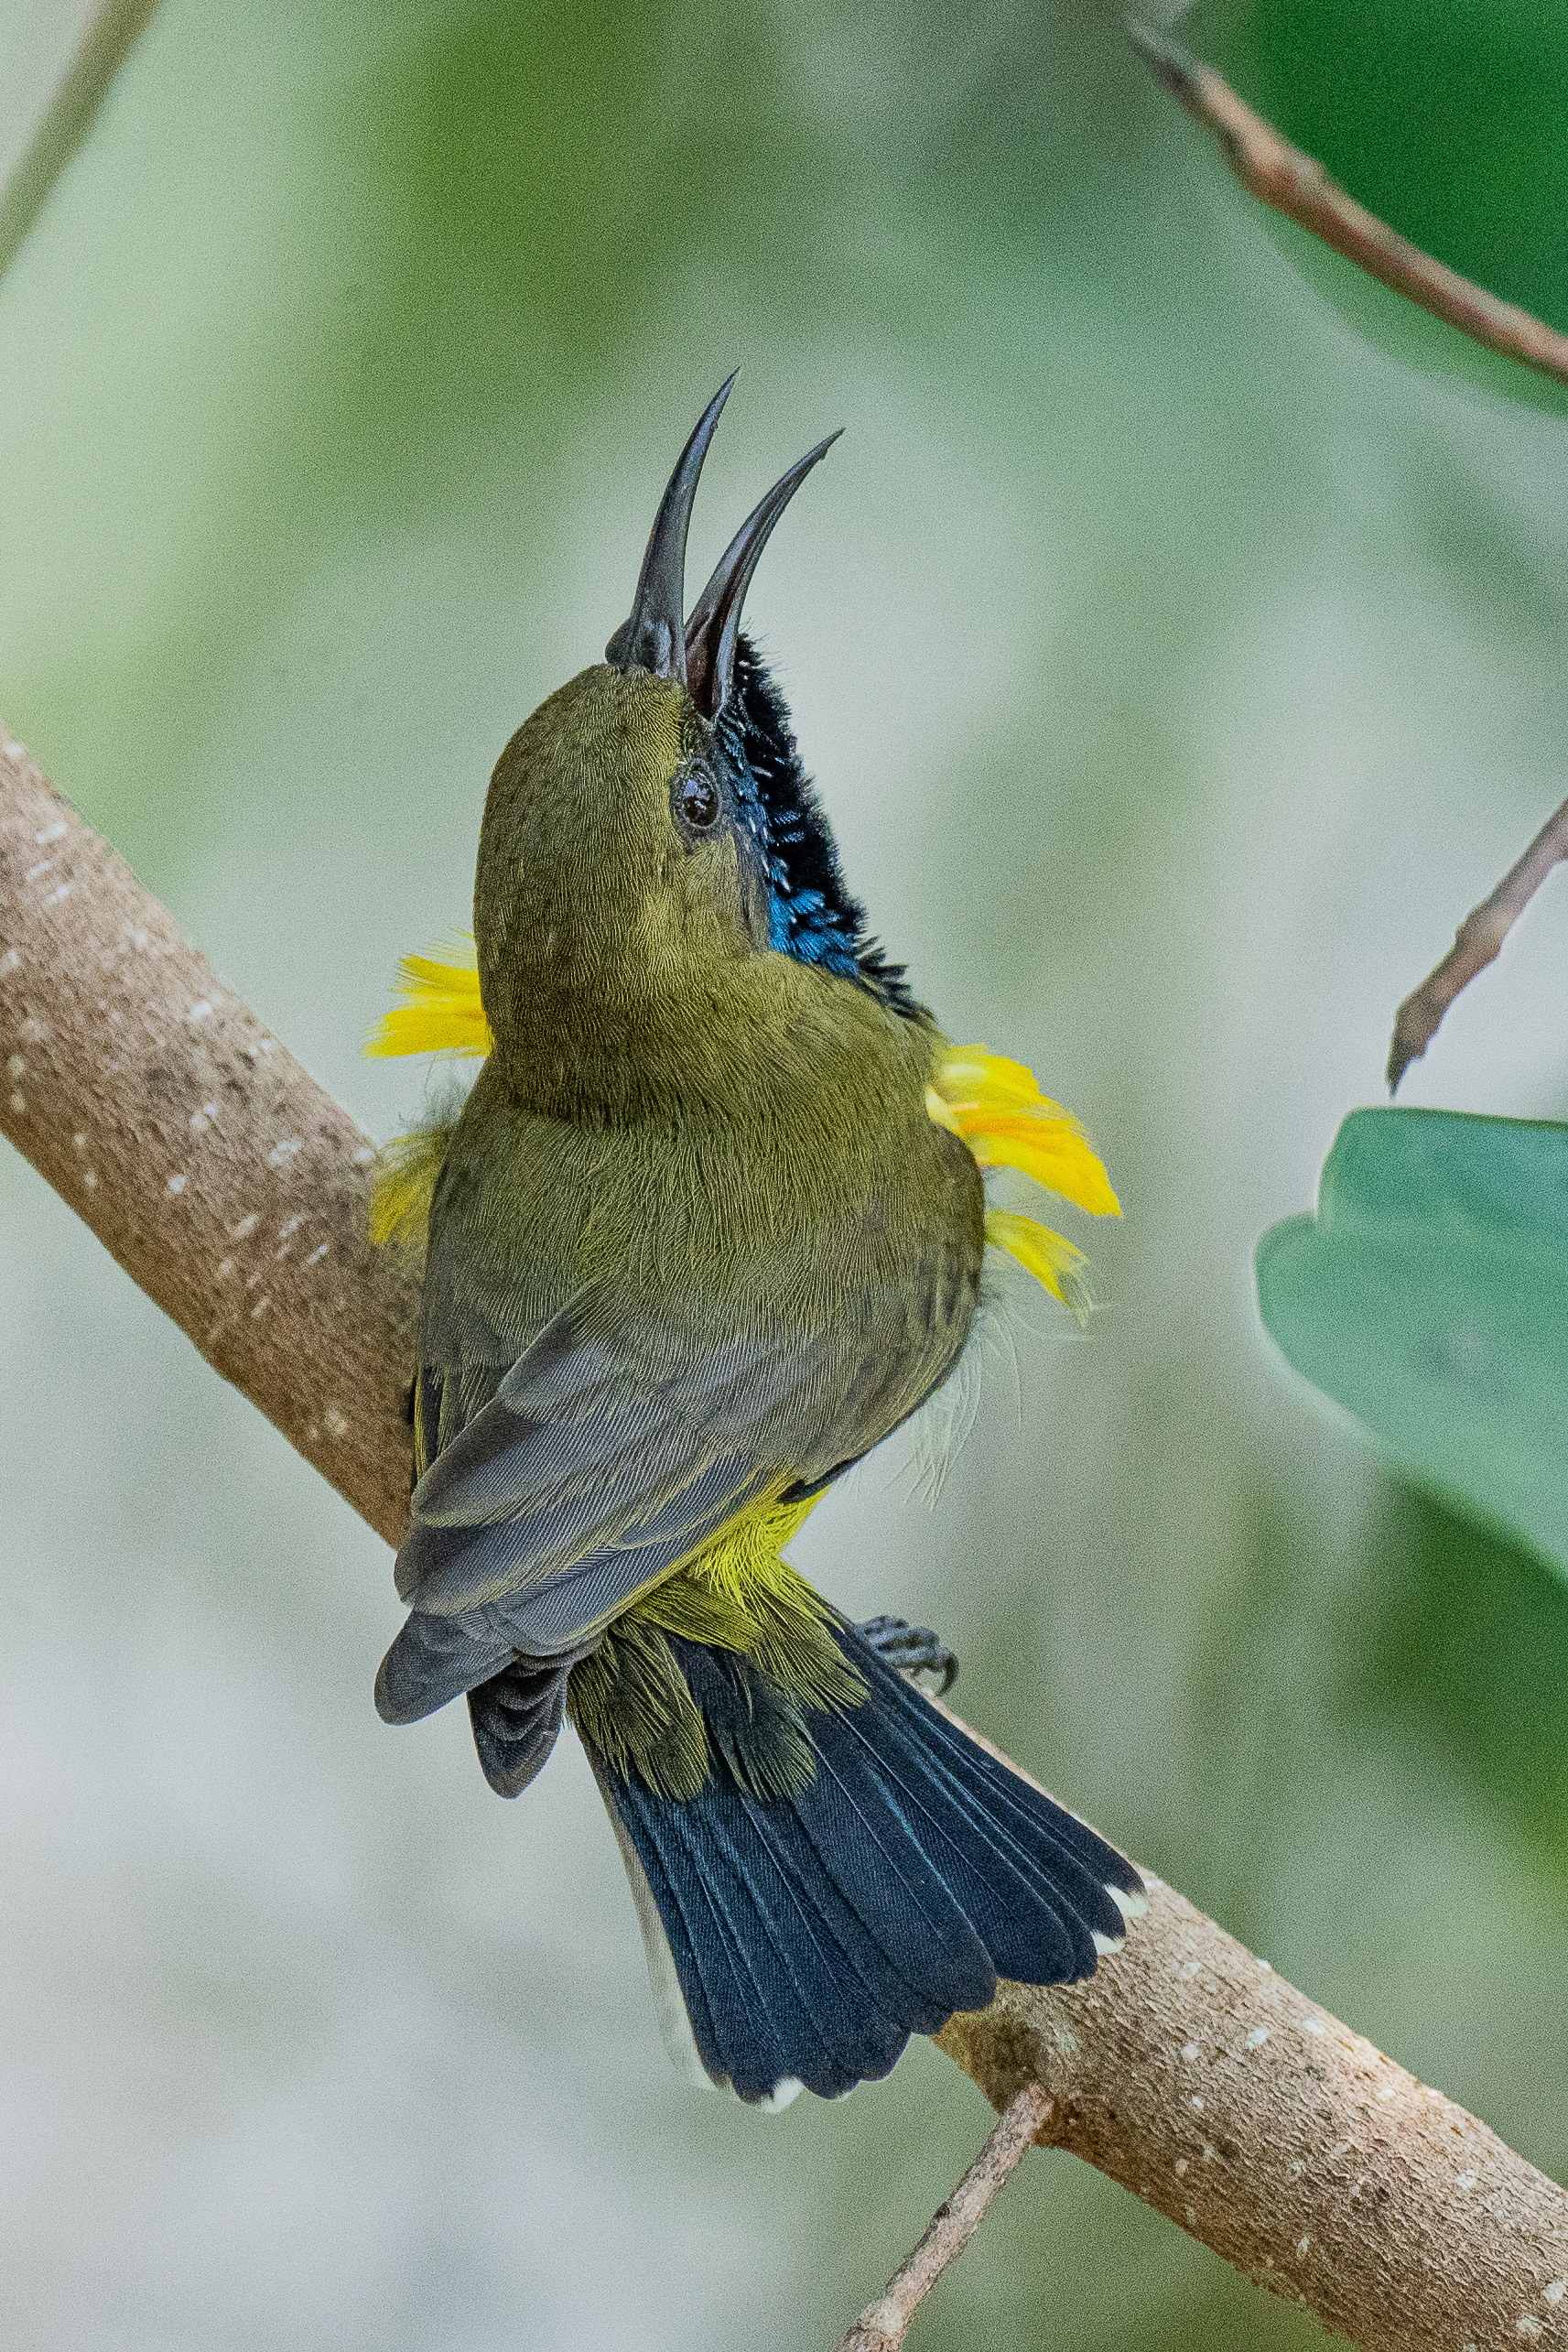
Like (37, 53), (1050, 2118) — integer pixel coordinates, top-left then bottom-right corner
(383, 1242), (975, 1719)
(396, 1301), (825, 1618)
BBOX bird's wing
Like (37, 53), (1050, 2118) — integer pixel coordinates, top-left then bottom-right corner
(395, 1295), (827, 1626)
(394, 1258), (966, 1650)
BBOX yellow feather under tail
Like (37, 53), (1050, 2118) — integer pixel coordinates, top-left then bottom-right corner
(568, 1490), (861, 1801)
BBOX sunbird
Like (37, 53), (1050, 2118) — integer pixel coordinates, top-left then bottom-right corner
(367, 378), (1140, 2107)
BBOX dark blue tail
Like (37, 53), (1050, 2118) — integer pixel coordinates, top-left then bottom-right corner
(594, 1621), (1141, 2106)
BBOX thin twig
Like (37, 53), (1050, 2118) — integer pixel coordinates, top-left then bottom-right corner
(6, 732), (1568, 2348)
(0, 0), (165, 287)
(1124, 20), (1568, 1096)
(1386, 792), (1568, 1090)
(1127, 19), (1568, 396)
(834, 2083), (1053, 2351)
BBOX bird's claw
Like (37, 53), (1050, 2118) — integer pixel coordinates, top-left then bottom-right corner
(855, 1613), (958, 1696)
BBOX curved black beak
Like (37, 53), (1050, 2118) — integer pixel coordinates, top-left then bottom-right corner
(683, 431), (841, 721)
(605, 373), (737, 681)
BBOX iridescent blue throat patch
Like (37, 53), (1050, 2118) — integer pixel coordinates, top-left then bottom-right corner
(717, 634), (920, 1020)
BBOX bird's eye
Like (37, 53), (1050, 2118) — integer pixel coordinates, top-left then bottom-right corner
(678, 770), (720, 829)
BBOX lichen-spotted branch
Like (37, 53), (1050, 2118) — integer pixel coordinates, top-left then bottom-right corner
(5, 730), (1568, 2351)
(0, 726), (418, 1540)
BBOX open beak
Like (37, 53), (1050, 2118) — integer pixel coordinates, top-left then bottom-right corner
(684, 432), (840, 720)
(604, 374), (736, 682)
(606, 378), (840, 718)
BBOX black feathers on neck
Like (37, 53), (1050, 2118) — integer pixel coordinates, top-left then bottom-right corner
(717, 634), (922, 1020)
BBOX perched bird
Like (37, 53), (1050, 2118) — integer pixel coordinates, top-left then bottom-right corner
(367, 378), (1139, 2107)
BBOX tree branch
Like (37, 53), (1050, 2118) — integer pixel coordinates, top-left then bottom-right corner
(1127, 19), (1568, 398)
(0, 723), (417, 1539)
(937, 1881), (1568, 2349)
(834, 2082), (1054, 2351)
(5, 731), (1568, 2349)
(1386, 792), (1568, 1092)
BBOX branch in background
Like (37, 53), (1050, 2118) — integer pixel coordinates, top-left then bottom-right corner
(5, 732), (1568, 2349)
(834, 2083), (1053, 2351)
(1127, 19), (1568, 397)
(0, 0), (165, 286)
(1127, 20), (1568, 1105)
(1386, 792), (1568, 1092)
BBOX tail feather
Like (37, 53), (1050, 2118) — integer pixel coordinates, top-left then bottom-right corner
(741, 1789), (952, 2055)
(591, 1619), (1141, 2106)
(789, 1736), (1001, 2010)
(683, 1634), (997, 2019)
(827, 1719), (1087, 1988)
(687, 1801), (879, 2103)
(731, 1845), (914, 2093)
(609, 1771), (938, 2100)
(641, 1790), (806, 2101)
(891, 1669), (1138, 1911)
(702, 1787), (940, 2091)
(806, 1701), (1082, 1989)
(842, 1655), (1126, 1973)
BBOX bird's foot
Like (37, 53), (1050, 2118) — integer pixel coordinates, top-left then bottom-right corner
(855, 1613), (958, 1696)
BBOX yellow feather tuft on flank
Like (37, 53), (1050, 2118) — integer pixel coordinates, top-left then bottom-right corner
(933, 1046), (1060, 1114)
(929, 1042), (1119, 1312)
(929, 1042), (1121, 1219)
(984, 1208), (1093, 1324)
(364, 938), (492, 1061)
(368, 1122), (457, 1250)
(954, 1105), (1120, 1215)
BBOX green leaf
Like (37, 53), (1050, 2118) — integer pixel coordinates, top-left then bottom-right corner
(1257, 1108), (1568, 1573)
(1180, 0), (1568, 417)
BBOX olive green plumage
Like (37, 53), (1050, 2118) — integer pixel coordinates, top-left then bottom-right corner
(373, 386), (1140, 2106)
(381, 661), (984, 1736)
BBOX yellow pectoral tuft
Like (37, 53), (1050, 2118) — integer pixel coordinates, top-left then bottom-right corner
(929, 1042), (1119, 1313)
(364, 938), (493, 1061)
(367, 1120), (457, 1250)
(930, 1043), (1120, 1218)
(984, 1208), (1092, 1323)
(364, 939), (486, 1252)
(933, 1046), (1051, 1113)
(957, 1104), (1120, 1214)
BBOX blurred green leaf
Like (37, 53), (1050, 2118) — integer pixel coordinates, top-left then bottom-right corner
(1257, 1108), (1568, 1572)
(1181, 0), (1568, 414)
(1352, 1487), (1568, 1882)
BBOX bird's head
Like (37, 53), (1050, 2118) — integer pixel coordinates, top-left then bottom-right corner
(474, 379), (918, 1068)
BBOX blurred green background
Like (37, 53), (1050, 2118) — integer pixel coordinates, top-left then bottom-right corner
(5, 2), (1568, 2345)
